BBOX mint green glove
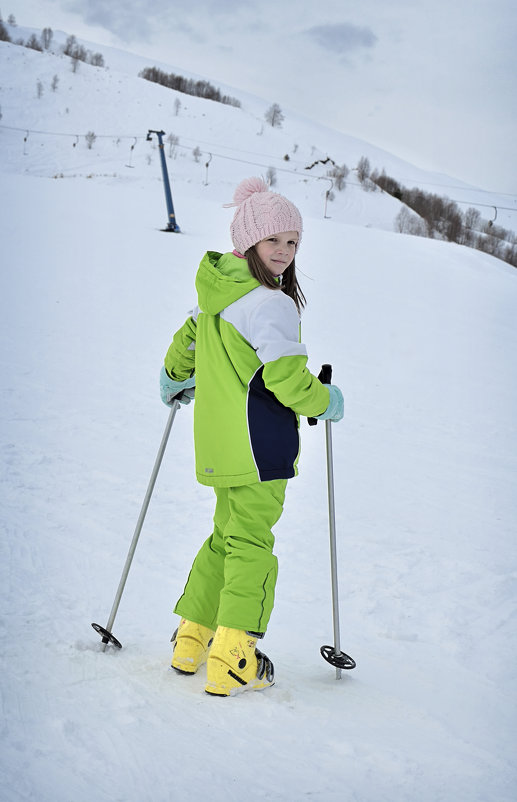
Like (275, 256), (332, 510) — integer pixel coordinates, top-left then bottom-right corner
(160, 366), (195, 406)
(315, 384), (344, 422)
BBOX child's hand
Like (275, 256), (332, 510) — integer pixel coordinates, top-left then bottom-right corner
(315, 385), (344, 422)
(159, 366), (196, 406)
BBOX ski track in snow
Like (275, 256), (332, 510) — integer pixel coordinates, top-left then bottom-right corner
(1, 33), (517, 802)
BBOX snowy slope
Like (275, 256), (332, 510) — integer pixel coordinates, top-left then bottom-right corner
(1, 32), (516, 233)
(1, 28), (517, 802)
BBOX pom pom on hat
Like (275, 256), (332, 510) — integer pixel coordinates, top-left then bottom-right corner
(233, 176), (269, 205)
(227, 176), (303, 255)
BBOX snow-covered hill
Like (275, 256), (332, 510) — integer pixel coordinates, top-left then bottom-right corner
(1, 27), (516, 235)
(1, 26), (516, 802)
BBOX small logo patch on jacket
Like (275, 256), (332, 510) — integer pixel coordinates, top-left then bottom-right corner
(205, 467), (214, 473)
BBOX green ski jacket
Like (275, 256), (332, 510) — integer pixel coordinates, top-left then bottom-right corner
(164, 251), (329, 487)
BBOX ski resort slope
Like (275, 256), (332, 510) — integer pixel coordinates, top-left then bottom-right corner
(1, 30), (517, 802)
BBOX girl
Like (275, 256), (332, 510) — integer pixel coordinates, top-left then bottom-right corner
(160, 177), (344, 696)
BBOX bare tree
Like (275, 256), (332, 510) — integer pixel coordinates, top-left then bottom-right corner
(266, 167), (277, 187)
(0, 20), (11, 41)
(265, 103), (284, 128)
(167, 133), (179, 157)
(73, 43), (88, 61)
(63, 35), (77, 56)
(51, 74), (59, 92)
(89, 52), (105, 67)
(464, 207), (481, 232)
(357, 156), (371, 184)
(192, 146), (202, 162)
(328, 163), (349, 191)
(462, 207), (481, 246)
(475, 232), (504, 259)
(174, 97), (181, 116)
(502, 236), (517, 268)
(395, 207), (427, 237)
(85, 131), (96, 149)
(36, 80), (43, 99)
(41, 27), (53, 50)
(442, 202), (463, 243)
(26, 33), (43, 51)
(395, 207), (412, 234)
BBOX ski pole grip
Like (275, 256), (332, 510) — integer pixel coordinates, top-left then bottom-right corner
(319, 363), (332, 385)
(308, 364), (332, 426)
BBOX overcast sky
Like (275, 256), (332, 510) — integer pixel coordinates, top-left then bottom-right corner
(7, 0), (517, 193)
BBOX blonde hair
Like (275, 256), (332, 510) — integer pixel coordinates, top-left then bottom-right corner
(245, 247), (306, 313)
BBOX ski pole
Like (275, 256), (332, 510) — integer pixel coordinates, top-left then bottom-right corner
(309, 364), (356, 678)
(92, 398), (181, 650)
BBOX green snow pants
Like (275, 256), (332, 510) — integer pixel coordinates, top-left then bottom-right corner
(174, 479), (287, 634)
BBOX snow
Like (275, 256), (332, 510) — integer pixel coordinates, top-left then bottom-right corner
(1, 29), (517, 802)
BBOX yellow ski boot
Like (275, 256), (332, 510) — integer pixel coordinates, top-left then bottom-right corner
(205, 626), (274, 696)
(171, 619), (215, 675)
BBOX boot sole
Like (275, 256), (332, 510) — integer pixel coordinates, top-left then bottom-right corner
(205, 674), (275, 697)
(171, 665), (198, 675)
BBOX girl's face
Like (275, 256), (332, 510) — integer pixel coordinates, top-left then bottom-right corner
(255, 231), (298, 277)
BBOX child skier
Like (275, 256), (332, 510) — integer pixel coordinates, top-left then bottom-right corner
(160, 176), (344, 696)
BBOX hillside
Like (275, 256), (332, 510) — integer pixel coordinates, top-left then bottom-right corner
(1, 28), (516, 239)
(1, 25), (517, 802)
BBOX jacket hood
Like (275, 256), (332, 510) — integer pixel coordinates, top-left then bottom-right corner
(195, 251), (260, 315)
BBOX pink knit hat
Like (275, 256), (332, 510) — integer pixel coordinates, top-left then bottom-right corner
(225, 177), (303, 255)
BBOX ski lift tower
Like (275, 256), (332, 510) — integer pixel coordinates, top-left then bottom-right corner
(146, 129), (181, 232)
